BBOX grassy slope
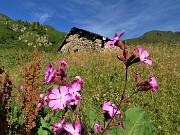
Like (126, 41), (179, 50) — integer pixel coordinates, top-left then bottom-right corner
(125, 30), (180, 45)
(0, 13), (66, 52)
(1, 43), (179, 134)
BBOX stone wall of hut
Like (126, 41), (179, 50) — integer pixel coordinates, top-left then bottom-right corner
(58, 27), (110, 53)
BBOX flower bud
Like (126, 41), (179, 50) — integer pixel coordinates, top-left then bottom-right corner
(53, 76), (63, 85)
(75, 115), (80, 125)
(123, 49), (128, 60)
(119, 116), (125, 131)
(94, 124), (102, 133)
(135, 73), (140, 83)
(117, 40), (125, 50)
(117, 54), (126, 62)
(137, 81), (151, 91)
(37, 102), (43, 108)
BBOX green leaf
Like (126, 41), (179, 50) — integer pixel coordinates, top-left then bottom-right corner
(123, 107), (154, 135)
(36, 116), (54, 135)
(85, 107), (97, 130)
(105, 107), (154, 135)
(40, 116), (48, 127)
(37, 126), (48, 135)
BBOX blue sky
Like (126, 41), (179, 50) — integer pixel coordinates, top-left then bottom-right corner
(0, 0), (179, 39)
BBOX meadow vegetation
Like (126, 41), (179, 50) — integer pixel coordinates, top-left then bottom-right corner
(0, 42), (179, 134)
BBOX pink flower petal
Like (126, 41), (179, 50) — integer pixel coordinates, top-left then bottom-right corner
(137, 46), (142, 54)
(40, 94), (45, 99)
(59, 60), (68, 67)
(52, 88), (60, 95)
(60, 86), (69, 95)
(144, 59), (152, 66)
(64, 124), (74, 134)
(94, 124), (101, 132)
(75, 123), (81, 133)
(103, 101), (120, 117)
(137, 46), (152, 66)
(118, 30), (125, 38)
(49, 93), (58, 99)
(61, 117), (66, 124)
(149, 75), (158, 92)
(48, 62), (54, 69)
(142, 49), (149, 57)
(103, 102), (111, 111)
(37, 103), (43, 108)
(71, 82), (81, 91)
(49, 100), (57, 108)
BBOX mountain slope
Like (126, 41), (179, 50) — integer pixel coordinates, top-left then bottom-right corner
(125, 30), (180, 45)
(0, 13), (66, 52)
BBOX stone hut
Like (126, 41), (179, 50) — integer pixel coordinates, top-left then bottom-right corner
(57, 27), (111, 53)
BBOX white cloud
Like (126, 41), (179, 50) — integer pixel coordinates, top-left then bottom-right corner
(33, 12), (50, 23)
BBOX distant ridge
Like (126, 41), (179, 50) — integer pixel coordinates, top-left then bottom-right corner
(125, 30), (180, 45)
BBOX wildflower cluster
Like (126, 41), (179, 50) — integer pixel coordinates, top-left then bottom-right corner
(108, 30), (158, 93)
(38, 30), (158, 135)
(38, 60), (83, 134)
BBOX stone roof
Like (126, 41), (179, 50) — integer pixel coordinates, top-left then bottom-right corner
(57, 27), (111, 53)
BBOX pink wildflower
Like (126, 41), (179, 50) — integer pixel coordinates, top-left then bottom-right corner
(37, 89), (51, 108)
(19, 85), (23, 90)
(136, 46), (152, 66)
(37, 94), (48, 108)
(103, 101), (120, 117)
(69, 92), (82, 106)
(68, 76), (83, 105)
(59, 60), (68, 68)
(137, 74), (158, 92)
(107, 30), (125, 46)
(68, 88), (81, 106)
(74, 76), (83, 87)
(53, 117), (66, 134)
(94, 124), (102, 133)
(44, 62), (58, 84)
(64, 115), (81, 135)
(49, 86), (72, 110)
(149, 74), (158, 92)
(58, 60), (68, 75)
(64, 123), (81, 135)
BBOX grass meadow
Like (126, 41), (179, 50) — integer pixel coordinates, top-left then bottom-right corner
(0, 43), (179, 134)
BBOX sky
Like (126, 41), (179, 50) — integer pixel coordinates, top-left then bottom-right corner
(0, 0), (180, 39)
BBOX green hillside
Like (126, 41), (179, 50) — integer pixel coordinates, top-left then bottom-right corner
(125, 30), (180, 45)
(0, 13), (66, 52)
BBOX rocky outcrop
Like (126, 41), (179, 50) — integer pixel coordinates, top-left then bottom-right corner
(18, 32), (52, 47)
